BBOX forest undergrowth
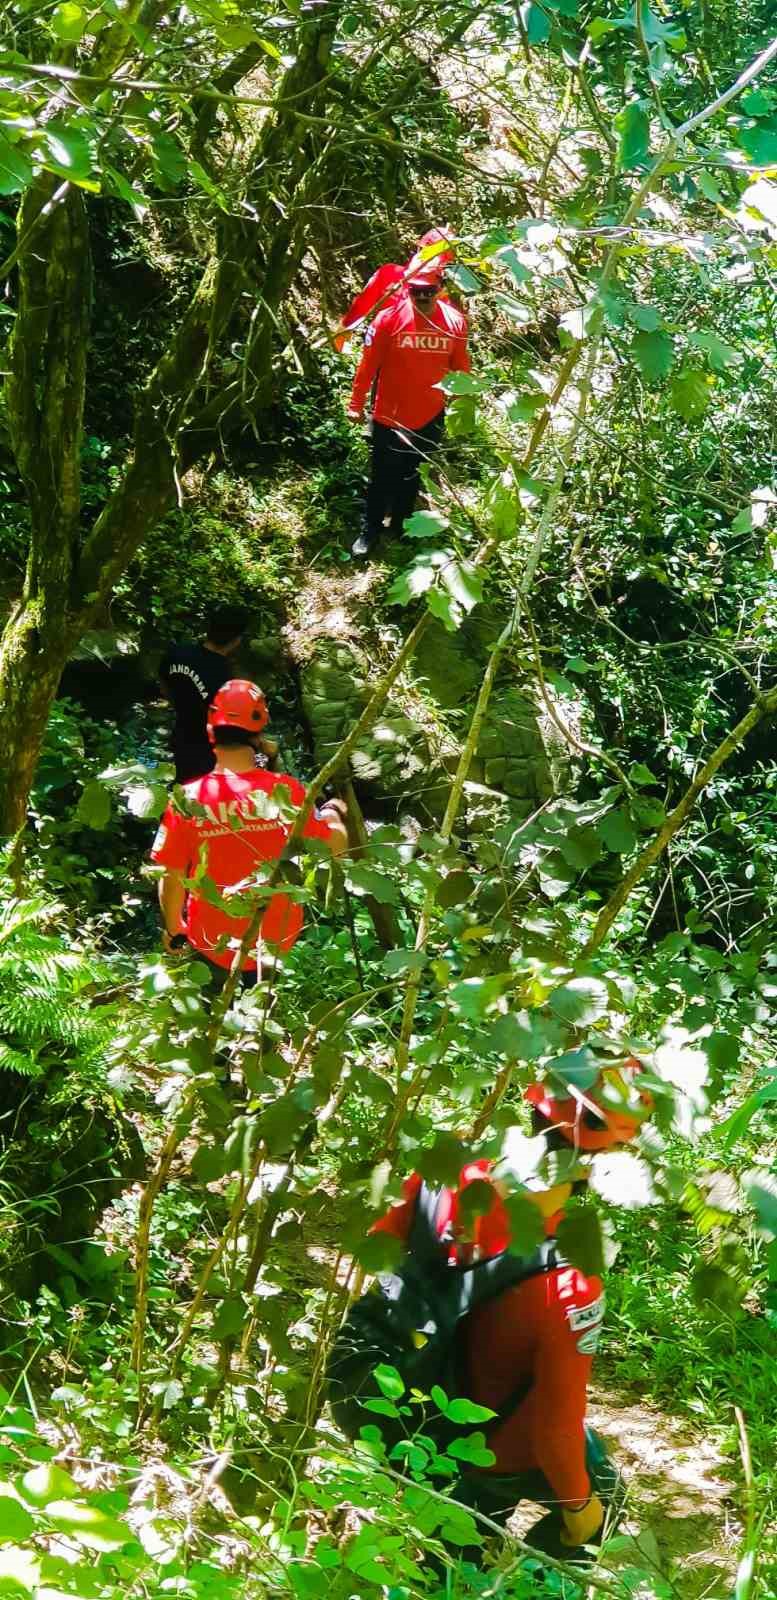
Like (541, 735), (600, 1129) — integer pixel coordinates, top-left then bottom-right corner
(0, 0), (776, 1597)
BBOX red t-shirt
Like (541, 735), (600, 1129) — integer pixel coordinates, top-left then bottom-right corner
(151, 769), (332, 969)
(350, 296), (469, 430)
(374, 1163), (603, 1505)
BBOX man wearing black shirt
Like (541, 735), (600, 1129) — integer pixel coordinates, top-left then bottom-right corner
(160, 605), (247, 782)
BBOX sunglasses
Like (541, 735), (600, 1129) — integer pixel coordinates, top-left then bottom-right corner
(409, 283), (438, 298)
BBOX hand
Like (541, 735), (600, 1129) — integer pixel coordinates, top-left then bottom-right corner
(560, 1494), (604, 1548)
(162, 928), (188, 957)
(346, 406), (362, 422)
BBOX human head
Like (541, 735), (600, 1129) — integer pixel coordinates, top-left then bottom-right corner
(204, 604), (248, 653)
(405, 227), (455, 279)
(526, 1059), (654, 1154)
(207, 679), (269, 748)
(407, 271), (444, 311)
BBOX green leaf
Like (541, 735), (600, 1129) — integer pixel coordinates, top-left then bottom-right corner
(523, 1), (552, 42)
(382, 949), (426, 976)
(737, 122), (777, 166)
(417, 1132), (466, 1187)
(669, 368), (710, 420)
(598, 807), (638, 854)
(632, 329), (675, 384)
(105, 165), (148, 212)
(503, 1192), (546, 1255)
(361, 1398), (400, 1418)
(76, 780), (112, 830)
(548, 977), (609, 1027)
(442, 560), (483, 615)
(50, 2), (86, 40)
(744, 1177), (777, 1238)
(447, 1432), (496, 1467)
(627, 303), (663, 331)
(425, 587), (460, 632)
(588, 14), (616, 38)
(695, 170), (724, 203)
(374, 1364), (405, 1400)
(0, 131), (33, 195)
(487, 1010), (556, 1060)
(0, 1496), (35, 1542)
(40, 122), (97, 189)
(445, 395), (478, 436)
(615, 100), (650, 170)
(439, 372), (481, 396)
(152, 132), (188, 189)
(444, 1398), (497, 1424)
(45, 1500), (132, 1551)
(20, 1463), (79, 1505)
(449, 975), (509, 1020)
(346, 863), (400, 905)
(457, 1179), (497, 1226)
(445, 264), (481, 294)
(556, 827), (603, 871)
(436, 870), (475, 908)
(191, 1143), (230, 1183)
(630, 795), (665, 830)
(549, 1046), (600, 1091)
(356, 1232), (404, 1273)
(556, 1207), (605, 1276)
(403, 510), (449, 541)
(212, 1295), (247, 1341)
(740, 178), (777, 226)
(387, 560), (435, 607)
(687, 331), (738, 371)
(629, 762), (658, 786)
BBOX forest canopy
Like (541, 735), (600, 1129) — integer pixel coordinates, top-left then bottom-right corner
(0, 0), (775, 1596)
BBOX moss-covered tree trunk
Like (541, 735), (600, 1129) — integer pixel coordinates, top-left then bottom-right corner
(0, 2), (341, 838)
(0, 178), (90, 835)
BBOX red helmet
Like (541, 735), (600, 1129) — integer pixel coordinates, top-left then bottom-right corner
(207, 679), (269, 742)
(405, 226), (454, 288)
(526, 1059), (654, 1152)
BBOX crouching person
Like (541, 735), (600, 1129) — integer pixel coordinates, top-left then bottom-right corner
(327, 1062), (655, 1569)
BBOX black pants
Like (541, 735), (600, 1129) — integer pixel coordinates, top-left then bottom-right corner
(447, 1427), (624, 1569)
(364, 414), (444, 545)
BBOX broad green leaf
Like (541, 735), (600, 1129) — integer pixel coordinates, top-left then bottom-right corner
(0, 1495), (35, 1541)
(494, 293), (531, 325)
(40, 122), (97, 189)
(403, 510), (449, 540)
(507, 393), (546, 423)
(361, 1398), (400, 1418)
(615, 100), (650, 170)
(449, 975), (509, 1020)
(669, 368), (710, 420)
(0, 131), (33, 195)
(696, 171), (723, 203)
(75, 780), (111, 831)
(744, 1177), (777, 1238)
(523, 1), (552, 43)
(20, 1463), (79, 1505)
(589, 1151), (655, 1208)
(457, 1180), (496, 1230)
(44, 1501), (132, 1552)
(549, 977), (608, 1027)
(556, 826), (602, 871)
(436, 870), (475, 908)
(425, 587), (460, 632)
(442, 560), (482, 614)
(598, 807), (637, 854)
(549, 1046), (600, 1091)
(445, 395), (478, 436)
(387, 561), (435, 606)
(445, 264), (481, 293)
(417, 1132), (466, 1187)
(740, 178), (777, 227)
(737, 123), (777, 166)
(687, 331), (738, 371)
(346, 863), (400, 904)
(630, 795), (665, 830)
(444, 1398), (497, 1424)
(439, 372), (480, 396)
(627, 303), (663, 331)
(556, 1207), (605, 1275)
(632, 329), (675, 383)
(373, 1364), (405, 1400)
(504, 1192), (546, 1254)
(447, 1432), (496, 1467)
(356, 1231), (403, 1273)
(588, 14), (616, 37)
(212, 1295), (247, 1341)
(50, 2), (86, 40)
(152, 132), (187, 190)
(382, 949), (426, 975)
(191, 1143), (230, 1183)
(487, 1010), (558, 1060)
(629, 762), (658, 786)
(105, 165), (148, 212)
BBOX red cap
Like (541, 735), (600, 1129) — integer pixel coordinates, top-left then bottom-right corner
(207, 679), (269, 742)
(404, 226), (454, 287)
(526, 1059), (654, 1152)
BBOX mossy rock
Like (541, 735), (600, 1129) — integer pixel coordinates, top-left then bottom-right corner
(415, 609), (504, 710)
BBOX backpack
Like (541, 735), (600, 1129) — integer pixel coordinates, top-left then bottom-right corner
(325, 1181), (562, 1453)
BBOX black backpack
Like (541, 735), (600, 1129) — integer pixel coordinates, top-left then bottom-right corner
(326, 1182), (562, 1452)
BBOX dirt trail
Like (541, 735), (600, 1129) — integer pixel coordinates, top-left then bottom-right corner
(587, 1392), (740, 1598)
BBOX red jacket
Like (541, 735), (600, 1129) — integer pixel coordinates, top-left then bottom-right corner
(374, 1163), (603, 1506)
(340, 230), (456, 333)
(349, 296), (469, 431)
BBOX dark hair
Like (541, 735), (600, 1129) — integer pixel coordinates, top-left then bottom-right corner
(205, 604), (248, 647)
(212, 725), (259, 748)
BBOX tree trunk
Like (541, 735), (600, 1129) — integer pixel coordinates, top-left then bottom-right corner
(0, 177), (90, 834)
(0, 2), (342, 838)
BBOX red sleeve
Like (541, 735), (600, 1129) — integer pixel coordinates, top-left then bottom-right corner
(350, 313), (390, 416)
(529, 1269), (603, 1506)
(342, 265), (403, 329)
(150, 804), (192, 872)
(371, 1174), (422, 1243)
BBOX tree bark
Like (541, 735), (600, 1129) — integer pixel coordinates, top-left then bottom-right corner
(0, 177), (91, 834)
(0, 2), (341, 838)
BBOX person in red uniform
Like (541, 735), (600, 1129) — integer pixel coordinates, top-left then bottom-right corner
(151, 679), (348, 982)
(333, 226), (455, 350)
(347, 265), (469, 557)
(373, 1063), (654, 1563)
